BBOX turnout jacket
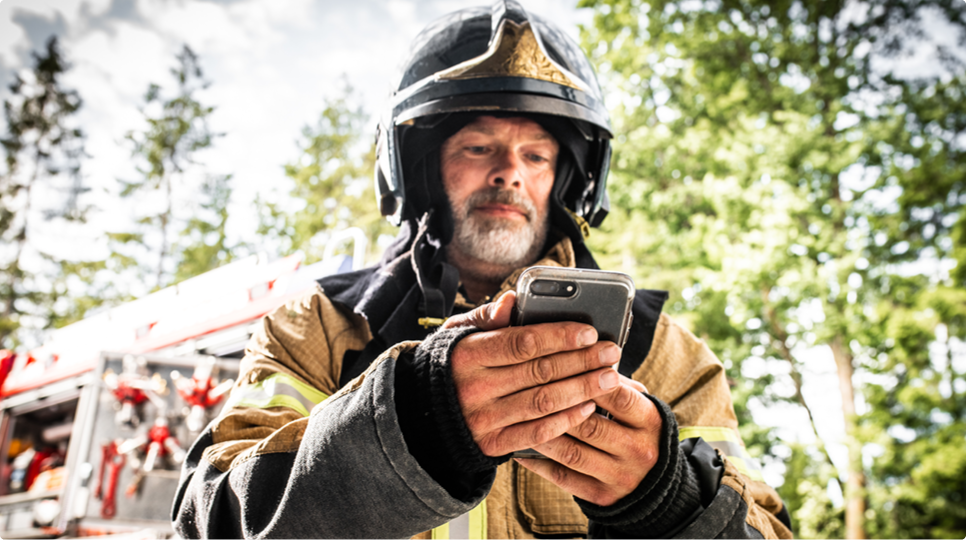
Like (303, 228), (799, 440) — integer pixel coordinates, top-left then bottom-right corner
(172, 237), (792, 538)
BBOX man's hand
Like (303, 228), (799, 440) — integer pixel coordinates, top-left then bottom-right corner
(442, 291), (623, 457)
(514, 376), (664, 507)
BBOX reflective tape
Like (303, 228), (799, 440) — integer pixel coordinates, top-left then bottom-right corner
(432, 500), (487, 539)
(223, 373), (329, 417)
(678, 426), (765, 482)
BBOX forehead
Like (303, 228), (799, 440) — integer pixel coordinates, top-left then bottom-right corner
(451, 116), (557, 144)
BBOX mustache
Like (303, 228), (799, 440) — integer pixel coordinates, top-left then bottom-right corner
(461, 188), (537, 221)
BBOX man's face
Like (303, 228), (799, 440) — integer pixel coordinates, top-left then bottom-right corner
(440, 116), (559, 275)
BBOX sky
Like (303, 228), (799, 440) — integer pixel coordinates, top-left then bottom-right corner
(3, 0), (957, 496)
(1, 0), (958, 261)
(0, 0), (592, 262)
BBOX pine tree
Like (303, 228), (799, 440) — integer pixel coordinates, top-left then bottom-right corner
(174, 173), (237, 283)
(112, 45), (234, 291)
(0, 36), (96, 348)
(256, 88), (394, 264)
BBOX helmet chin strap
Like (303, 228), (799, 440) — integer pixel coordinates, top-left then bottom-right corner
(399, 147), (458, 325)
(412, 207), (460, 325)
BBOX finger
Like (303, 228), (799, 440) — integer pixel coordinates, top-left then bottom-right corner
(455, 321), (598, 369)
(533, 430), (615, 478)
(592, 384), (660, 431)
(443, 290), (516, 330)
(475, 401), (596, 456)
(529, 430), (653, 505)
(514, 455), (623, 507)
(565, 410), (653, 463)
(622, 375), (647, 394)
(470, 367), (620, 432)
(464, 342), (621, 400)
(566, 412), (624, 456)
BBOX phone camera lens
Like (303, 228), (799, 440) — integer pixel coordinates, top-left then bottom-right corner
(530, 280), (577, 297)
(531, 280), (560, 295)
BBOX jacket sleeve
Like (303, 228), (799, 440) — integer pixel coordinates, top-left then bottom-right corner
(616, 313), (793, 539)
(170, 287), (490, 538)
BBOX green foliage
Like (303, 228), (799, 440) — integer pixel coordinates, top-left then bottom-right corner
(0, 36), (100, 348)
(256, 87), (394, 264)
(112, 45), (238, 291)
(174, 173), (239, 283)
(860, 283), (966, 538)
(794, 474), (846, 539)
(772, 442), (846, 537)
(580, 0), (965, 537)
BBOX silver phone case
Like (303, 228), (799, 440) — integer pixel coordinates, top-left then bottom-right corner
(514, 266), (635, 348)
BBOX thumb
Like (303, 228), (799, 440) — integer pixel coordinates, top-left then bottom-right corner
(442, 290), (516, 331)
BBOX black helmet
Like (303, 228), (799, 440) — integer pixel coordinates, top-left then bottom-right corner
(374, 0), (613, 236)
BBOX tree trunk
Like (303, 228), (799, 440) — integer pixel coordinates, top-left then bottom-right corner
(157, 176), (172, 290)
(830, 335), (866, 539)
(761, 288), (838, 472)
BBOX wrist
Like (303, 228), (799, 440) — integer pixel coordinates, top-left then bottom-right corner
(394, 326), (505, 500)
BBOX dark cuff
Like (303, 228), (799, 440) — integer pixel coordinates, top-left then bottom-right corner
(577, 395), (704, 538)
(394, 326), (509, 500)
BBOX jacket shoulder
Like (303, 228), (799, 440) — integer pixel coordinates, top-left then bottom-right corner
(634, 313), (737, 429)
(244, 284), (371, 398)
(317, 265), (381, 307)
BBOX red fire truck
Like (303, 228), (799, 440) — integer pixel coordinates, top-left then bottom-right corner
(0, 231), (366, 538)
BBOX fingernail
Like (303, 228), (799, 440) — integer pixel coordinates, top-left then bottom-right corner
(578, 328), (597, 346)
(600, 369), (619, 389)
(581, 401), (596, 415)
(599, 344), (620, 365)
(499, 290), (514, 306)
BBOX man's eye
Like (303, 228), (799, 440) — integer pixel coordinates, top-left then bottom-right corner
(466, 146), (488, 154)
(527, 154), (548, 163)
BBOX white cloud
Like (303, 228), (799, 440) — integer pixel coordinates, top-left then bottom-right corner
(0, 11), (27, 62)
(2, 0), (597, 248)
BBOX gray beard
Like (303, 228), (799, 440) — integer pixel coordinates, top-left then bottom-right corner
(449, 188), (549, 279)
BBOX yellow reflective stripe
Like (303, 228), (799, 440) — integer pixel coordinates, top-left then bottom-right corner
(232, 394), (314, 416)
(729, 455), (766, 482)
(469, 500), (487, 539)
(224, 373), (329, 417)
(679, 426), (765, 482)
(432, 499), (487, 539)
(678, 426), (740, 443)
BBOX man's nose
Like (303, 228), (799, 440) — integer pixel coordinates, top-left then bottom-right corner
(488, 149), (524, 189)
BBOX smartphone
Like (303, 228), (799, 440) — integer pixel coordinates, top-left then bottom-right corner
(513, 266), (635, 347)
(510, 266), (635, 459)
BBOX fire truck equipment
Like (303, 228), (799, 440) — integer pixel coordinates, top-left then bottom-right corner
(33, 498), (61, 527)
(114, 416), (185, 499)
(171, 356), (234, 433)
(0, 235), (363, 537)
(95, 439), (125, 519)
(102, 355), (167, 428)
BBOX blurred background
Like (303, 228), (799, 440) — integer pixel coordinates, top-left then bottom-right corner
(1, 0), (964, 538)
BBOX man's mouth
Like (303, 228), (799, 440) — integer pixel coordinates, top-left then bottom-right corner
(472, 203), (529, 221)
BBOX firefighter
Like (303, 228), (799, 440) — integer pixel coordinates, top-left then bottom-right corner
(172, 2), (793, 538)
